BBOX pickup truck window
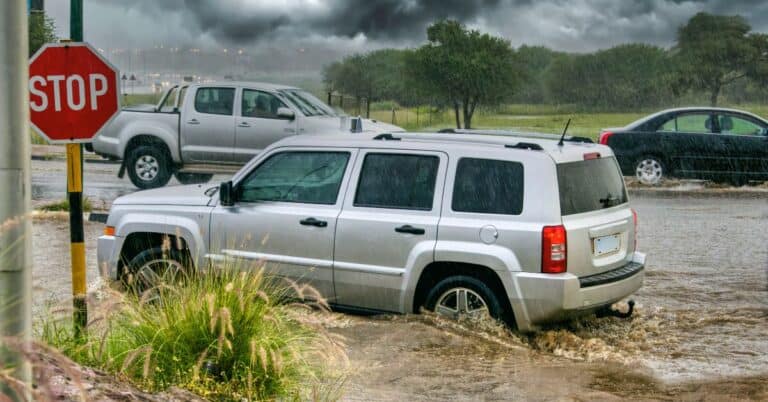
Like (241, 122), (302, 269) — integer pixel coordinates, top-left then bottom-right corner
(278, 89), (336, 117)
(452, 158), (524, 215)
(354, 153), (439, 211)
(194, 87), (235, 116)
(238, 151), (350, 205)
(242, 89), (288, 119)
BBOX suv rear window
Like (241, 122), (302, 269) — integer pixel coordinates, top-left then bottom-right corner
(452, 158), (524, 215)
(557, 157), (627, 215)
(354, 153), (439, 210)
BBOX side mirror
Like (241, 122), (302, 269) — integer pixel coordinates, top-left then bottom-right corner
(219, 181), (234, 206)
(276, 107), (295, 120)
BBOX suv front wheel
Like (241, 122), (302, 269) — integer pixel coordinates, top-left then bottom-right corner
(122, 247), (190, 295)
(425, 275), (504, 321)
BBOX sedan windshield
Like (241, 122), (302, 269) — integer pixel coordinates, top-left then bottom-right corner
(278, 89), (337, 117)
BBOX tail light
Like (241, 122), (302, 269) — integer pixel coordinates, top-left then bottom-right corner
(631, 208), (638, 250)
(542, 225), (567, 273)
(599, 131), (614, 145)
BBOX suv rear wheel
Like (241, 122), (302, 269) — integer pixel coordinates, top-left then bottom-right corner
(634, 155), (666, 186)
(126, 144), (172, 189)
(425, 275), (503, 321)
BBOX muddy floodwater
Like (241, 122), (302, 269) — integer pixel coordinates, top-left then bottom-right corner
(31, 192), (767, 400)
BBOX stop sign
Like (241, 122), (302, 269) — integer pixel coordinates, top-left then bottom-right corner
(29, 43), (120, 143)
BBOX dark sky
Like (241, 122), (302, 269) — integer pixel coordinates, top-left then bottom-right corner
(46, 0), (768, 53)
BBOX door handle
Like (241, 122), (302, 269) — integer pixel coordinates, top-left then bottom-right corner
(300, 217), (327, 227)
(187, 119), (200, 125)
(395, 225), (425, 235)
(238, 122), (250, 128)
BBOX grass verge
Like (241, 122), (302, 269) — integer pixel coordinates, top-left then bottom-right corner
(39, 264), (347, 400)
(37, 197), (93, 212)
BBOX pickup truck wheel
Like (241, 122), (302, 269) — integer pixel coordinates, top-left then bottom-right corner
(122, 247), (190, 296)
(126, 145), (172, 189)
(174, 172), (214, 185)
(425, 276), (503, 322)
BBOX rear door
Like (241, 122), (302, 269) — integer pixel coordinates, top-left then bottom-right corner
(234, 89), (298, 163)
(654, 112), (724, 176)
(557, 157), (635, 277)
(715, 113), (768, 179)
(180, 86), (236, 163)
(333, 150), (447, 312)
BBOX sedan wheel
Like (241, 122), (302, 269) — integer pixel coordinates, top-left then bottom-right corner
(635, 157), (665, 186)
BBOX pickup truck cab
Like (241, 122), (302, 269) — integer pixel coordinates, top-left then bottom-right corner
(91, 81), (403, 189)
(98, 131), (645, 331)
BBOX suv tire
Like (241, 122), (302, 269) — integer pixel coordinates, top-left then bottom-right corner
(126, 144), (172, 189)
(174, 172), (214, 185)
(122, 247), (190, 295)
(425, 275), (504, 322)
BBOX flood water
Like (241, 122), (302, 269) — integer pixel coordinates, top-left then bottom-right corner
(31, 191), (768, 400)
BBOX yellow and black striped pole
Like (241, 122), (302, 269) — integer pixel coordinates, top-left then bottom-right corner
(66, 143), (87, 333)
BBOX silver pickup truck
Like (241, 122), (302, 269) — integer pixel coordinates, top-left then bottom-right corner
(90, 81), (402, 189)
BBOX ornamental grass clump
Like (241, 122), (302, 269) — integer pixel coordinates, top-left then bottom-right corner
(40, 264), (347, 400)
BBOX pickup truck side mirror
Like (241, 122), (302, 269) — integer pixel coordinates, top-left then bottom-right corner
(276, 107), (295, 120)
(220, 181), (235, 206)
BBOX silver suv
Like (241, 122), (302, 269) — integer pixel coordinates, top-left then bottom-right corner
(97, 132), (645, 331)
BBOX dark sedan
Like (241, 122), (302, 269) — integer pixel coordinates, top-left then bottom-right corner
(600, 107), (768, 185)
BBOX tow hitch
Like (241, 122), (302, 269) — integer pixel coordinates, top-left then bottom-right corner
(596, 299), (635, 319)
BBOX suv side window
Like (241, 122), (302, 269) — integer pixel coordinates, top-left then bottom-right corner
(242, 89), (289, 119)
(718, 114), (766, 136)
(238, 151), (350, 204)
(657, 113), (714, 133)
(452, 158), (524, 215)
(194, 87), (235, 116)
(354, 153), (439, 210)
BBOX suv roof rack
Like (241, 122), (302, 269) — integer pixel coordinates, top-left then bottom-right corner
(437, 128), (593, 143)
(373, 133), (401, 141)
(505, 142), (543, 151)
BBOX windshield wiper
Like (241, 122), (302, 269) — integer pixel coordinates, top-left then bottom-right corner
(599, 193), (621, 208)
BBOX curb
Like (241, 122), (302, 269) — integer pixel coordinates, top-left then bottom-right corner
(628, 187), (768, 198)
(31, 155), (120, 165)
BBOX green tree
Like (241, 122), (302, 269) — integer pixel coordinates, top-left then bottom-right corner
(29, 11), (57, 57)
(513, 45), (562, 104)
(674, 12), (768, 106)
(408, 20), (520, 129)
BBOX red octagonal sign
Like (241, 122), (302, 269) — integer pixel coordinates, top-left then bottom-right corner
(29, 43), (120, 143)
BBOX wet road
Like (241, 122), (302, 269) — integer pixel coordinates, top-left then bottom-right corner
(30, 159), (768, 400)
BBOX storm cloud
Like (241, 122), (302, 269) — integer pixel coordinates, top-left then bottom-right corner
(47, 0), (768, 52)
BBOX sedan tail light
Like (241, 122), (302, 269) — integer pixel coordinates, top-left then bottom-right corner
(599, 131), (614, 145)
(542, 225), (567, 273)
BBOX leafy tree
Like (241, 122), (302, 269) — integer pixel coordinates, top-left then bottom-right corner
(513, 46), (562, 104)
(674, 12), (768, 106)
(408, 20), (519, 129)
(544, 44), (674, 110)
(29, 11), (57, 57)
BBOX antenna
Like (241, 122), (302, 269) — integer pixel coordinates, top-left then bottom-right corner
(558, 118), (571, 146)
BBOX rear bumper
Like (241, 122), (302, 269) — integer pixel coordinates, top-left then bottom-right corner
(511, 252), (645, 331)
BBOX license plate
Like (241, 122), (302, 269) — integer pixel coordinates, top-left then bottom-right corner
(593, 234), (620, 256)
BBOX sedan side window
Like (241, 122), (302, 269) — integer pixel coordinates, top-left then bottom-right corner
(242, 89), (289, 119)
(657, 113), (714, 133)
(718, 114), (766, 136)
(238, 151), (350, 204)
(194, 87), (235, 116)
(354, 153), (439, 210)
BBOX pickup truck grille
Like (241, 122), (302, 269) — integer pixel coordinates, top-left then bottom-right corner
(579, 262), (644, 288)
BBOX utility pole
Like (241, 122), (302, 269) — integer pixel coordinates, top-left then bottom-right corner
(0, 0), (33, 395)
(68, 0), (88, 334)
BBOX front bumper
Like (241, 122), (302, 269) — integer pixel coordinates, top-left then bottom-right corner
(512, 252), (645, 330)
(97, 234), (124, 280)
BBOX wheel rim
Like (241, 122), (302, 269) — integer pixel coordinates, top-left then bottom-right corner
(130, 258), (185, 292)
(135, 155), (160, 181)
(635, 158), (663, 185)
(434, 287), (489, 319)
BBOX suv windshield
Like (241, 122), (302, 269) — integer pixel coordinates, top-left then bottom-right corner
(557, 157), (628, 215)
(278, 89), (337, 117)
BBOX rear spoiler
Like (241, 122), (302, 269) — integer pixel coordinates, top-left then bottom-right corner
(437, 128), (594, 143)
